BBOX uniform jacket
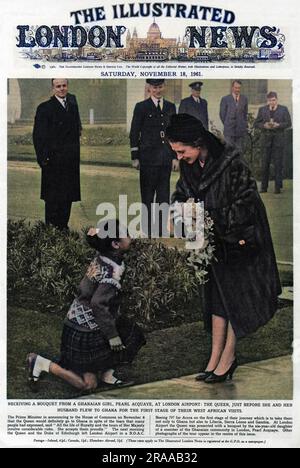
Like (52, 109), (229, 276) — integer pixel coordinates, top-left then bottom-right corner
(172, 144), (281, 338)
(130, 98), (177, 166)
(220, 94), (248, 138)
(254, 104), (292, 147)
(179, 96), (209, 129)
(33, 93), (81, 202)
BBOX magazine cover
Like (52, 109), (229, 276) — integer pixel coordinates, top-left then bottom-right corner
(0, 0), (299, 449)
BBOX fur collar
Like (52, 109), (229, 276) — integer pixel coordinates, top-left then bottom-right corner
(180, 144), (241, 195)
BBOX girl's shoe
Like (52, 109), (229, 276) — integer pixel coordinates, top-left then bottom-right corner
(100, 369), (135, 389)
(27, 353), (42, 382)
(101, 379), (135, 389)
(205, 360), (238, 384)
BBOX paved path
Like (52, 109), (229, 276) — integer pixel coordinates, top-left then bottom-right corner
(81, 356), (292, 400)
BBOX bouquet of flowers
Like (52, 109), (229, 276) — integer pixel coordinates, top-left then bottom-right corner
(171, 198), (216, 284)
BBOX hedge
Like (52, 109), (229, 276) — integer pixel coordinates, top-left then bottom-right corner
(7, 220), (205, 331)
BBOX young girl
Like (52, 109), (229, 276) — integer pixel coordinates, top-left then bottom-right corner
(27, 220), (146, 392)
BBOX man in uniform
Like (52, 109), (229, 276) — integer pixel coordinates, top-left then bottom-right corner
(33, 79), (82, 230)
(130, 79), (178, 236)
(254, 91), (292, 194)
(179, 81), (209, 129)
(220, 80), (248, 153)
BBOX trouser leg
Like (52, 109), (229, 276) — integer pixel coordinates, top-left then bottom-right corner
(261, 142), (272, 191)
(140, 166), (157, 237)
(225, 136), (235, 147)
(273, 146), (284, 191)
(45, 200), (72, 230)
(45, 200), (57, 226)
(57, 201), (72, 229)
(156, 166), (171, 205)
(155, 166), (172, 237)
(236, 136), (247, 156)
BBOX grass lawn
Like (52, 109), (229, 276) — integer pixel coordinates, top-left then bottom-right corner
(8, 124), (130, 166)
(8, 144), (131, 167)
(8, 161), (293, 264)
(8, 162), (141, 228)
(7, 159), (294, 399)
(7, 305), (293, 399)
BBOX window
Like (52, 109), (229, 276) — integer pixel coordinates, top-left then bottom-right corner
(240, 80), (268, 105)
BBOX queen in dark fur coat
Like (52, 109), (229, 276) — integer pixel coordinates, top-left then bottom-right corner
(167, 114), (281, 384)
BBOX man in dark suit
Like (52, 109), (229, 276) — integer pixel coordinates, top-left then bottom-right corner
(33, 79), (82, 230)
(179, 81), (209, 129)
(254, 91), (292, 194)
(220, 80), (248, 153)
(130, 79), (178, 236)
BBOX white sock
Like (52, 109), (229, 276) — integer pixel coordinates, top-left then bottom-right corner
(101, 369), (117, 384)
(34, 355), (51, 376)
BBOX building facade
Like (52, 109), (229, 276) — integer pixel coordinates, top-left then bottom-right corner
(121, 21), (179, 60)
(8, 79), (292, 132)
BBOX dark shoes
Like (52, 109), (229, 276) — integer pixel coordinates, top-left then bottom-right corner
(196, 360), (238, 384)
(195, 370), (214, 382)
(205, 360), (238, 384)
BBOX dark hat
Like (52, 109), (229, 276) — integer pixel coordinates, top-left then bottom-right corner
(166, 114), (206, 143)
(166, 114), (225, 159)
(189, 81), (203, 90)
(146, 79), (165, 86)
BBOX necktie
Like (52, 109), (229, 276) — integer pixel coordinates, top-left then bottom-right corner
(63, 98), (68, 111)
(157, 100), (162, 111)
